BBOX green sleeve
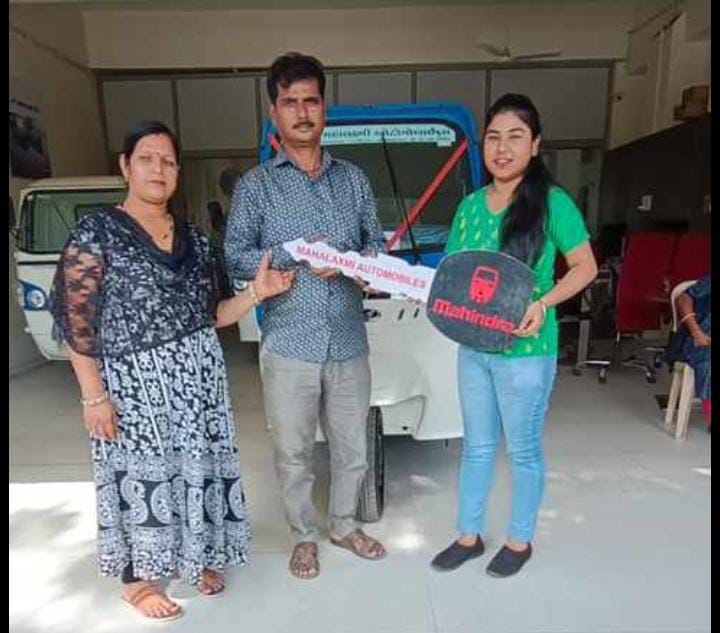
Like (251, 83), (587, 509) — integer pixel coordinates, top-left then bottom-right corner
(445, 195), (471, 254)
(547, 187), (590, 255)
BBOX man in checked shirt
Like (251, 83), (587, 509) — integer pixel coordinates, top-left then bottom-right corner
(225, 52), (388, 579)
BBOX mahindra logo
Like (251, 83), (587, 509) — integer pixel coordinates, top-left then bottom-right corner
(431, 299), (515, 334)
(469, 266), (500, 305)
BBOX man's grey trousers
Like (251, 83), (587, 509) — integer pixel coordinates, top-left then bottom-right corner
(260, 347), (371, 542)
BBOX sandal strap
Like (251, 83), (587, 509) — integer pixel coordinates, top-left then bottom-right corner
(291, 542), (318, 561)
(349, 529), (379, 551)
(198, 569), (225, 591)
(290, 542), (319, 573)
(125, 584), (162, 607)
(296, 541), (317, 551)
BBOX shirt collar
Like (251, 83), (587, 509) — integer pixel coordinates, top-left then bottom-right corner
(272, 147), (335, 176)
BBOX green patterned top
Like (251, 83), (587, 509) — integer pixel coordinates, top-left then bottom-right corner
(445, 185), (589, 358)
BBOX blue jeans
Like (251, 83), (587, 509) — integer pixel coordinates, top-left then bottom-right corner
(456, 346), (557, 543)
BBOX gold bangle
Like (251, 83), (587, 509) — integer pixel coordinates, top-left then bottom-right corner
(81, 392), (109, 407)
(679, 312), (697, 324)
(538, 300), (548, 320)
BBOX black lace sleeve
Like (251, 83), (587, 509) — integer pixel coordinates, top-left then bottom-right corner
(209, 239), (235, 317)
(49, 215), (105, 357)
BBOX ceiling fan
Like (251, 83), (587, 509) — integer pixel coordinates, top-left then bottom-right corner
(476, 42), (563, 61)
(475, 27), (562, 61)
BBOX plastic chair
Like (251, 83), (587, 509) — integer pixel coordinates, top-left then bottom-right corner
(664, 280), (699, 440)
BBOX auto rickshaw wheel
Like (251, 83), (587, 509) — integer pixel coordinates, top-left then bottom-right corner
(356, 407), (385, 523)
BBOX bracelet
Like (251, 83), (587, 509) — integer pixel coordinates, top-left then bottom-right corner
(537, 300), (548, 320)
(81, 392), (109, 407)
(248, 281), (262, 306)
(679, 312), (697, 324)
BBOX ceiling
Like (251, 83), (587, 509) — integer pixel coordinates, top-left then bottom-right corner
(9, 0), (629, 10)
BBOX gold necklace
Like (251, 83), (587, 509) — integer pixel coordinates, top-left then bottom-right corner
(156, 217), (174, 241)
(120, 204), (174, 242)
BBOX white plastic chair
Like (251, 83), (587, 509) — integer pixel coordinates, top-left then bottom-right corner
(664, 280), (698, 439)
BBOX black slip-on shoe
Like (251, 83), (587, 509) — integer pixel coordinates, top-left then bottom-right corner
(486, 544), (532, 578)
(430, 536), (485, 572)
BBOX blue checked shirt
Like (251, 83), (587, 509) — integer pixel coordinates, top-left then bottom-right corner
(224, 149), (386, 363)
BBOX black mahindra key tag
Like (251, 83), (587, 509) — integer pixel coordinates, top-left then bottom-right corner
(427, 250), (535, 352)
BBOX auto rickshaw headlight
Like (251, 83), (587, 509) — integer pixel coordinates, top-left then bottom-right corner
(21, 282), (48, 310)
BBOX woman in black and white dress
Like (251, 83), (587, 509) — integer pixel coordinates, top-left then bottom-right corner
(50, 120), (295, 622)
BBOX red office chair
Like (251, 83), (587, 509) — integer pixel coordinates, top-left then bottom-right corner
(614, 232), (680, 382)
(668, 233), (711, 287)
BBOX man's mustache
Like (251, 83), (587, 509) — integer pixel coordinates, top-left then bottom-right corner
(293, 122), (315, 130)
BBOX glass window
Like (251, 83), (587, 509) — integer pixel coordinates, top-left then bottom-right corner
(322, 121), (474, 252)
(18, 189), (125, 254)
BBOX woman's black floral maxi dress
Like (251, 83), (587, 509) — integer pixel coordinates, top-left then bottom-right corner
(50, 208), (251, 586)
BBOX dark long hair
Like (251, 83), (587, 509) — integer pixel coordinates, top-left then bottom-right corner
(483, 94), (554, 268)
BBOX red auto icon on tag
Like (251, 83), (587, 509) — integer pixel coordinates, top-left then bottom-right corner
(470, 266), (500, 304)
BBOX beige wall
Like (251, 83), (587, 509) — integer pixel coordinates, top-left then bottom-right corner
(609, 4), (710, 148)
(83, 2), (707, 150)
(83, 2), (634, 69)
(10, 23), (109, 178)
(658, 12), (710, 129)
(11, 4), (90, 68)
(81, 2), (711, 150)
(609, 62), (649, 148)
(9, 6), (109, 375)
(82, 2), (640, 152)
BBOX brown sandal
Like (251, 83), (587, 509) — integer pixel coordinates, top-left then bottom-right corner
(197, 569), (225, 598)
(330, 528), (387, 560)
(122, 582), (184, 622)
(289, 541), (320, 580)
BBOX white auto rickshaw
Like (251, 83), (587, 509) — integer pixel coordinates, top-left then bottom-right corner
(12, 177), (126, 360)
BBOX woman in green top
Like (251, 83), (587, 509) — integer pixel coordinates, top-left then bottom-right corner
(430, 94), (598, 577)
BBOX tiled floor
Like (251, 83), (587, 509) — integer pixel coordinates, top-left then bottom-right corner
(9, 334), (710, 633)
